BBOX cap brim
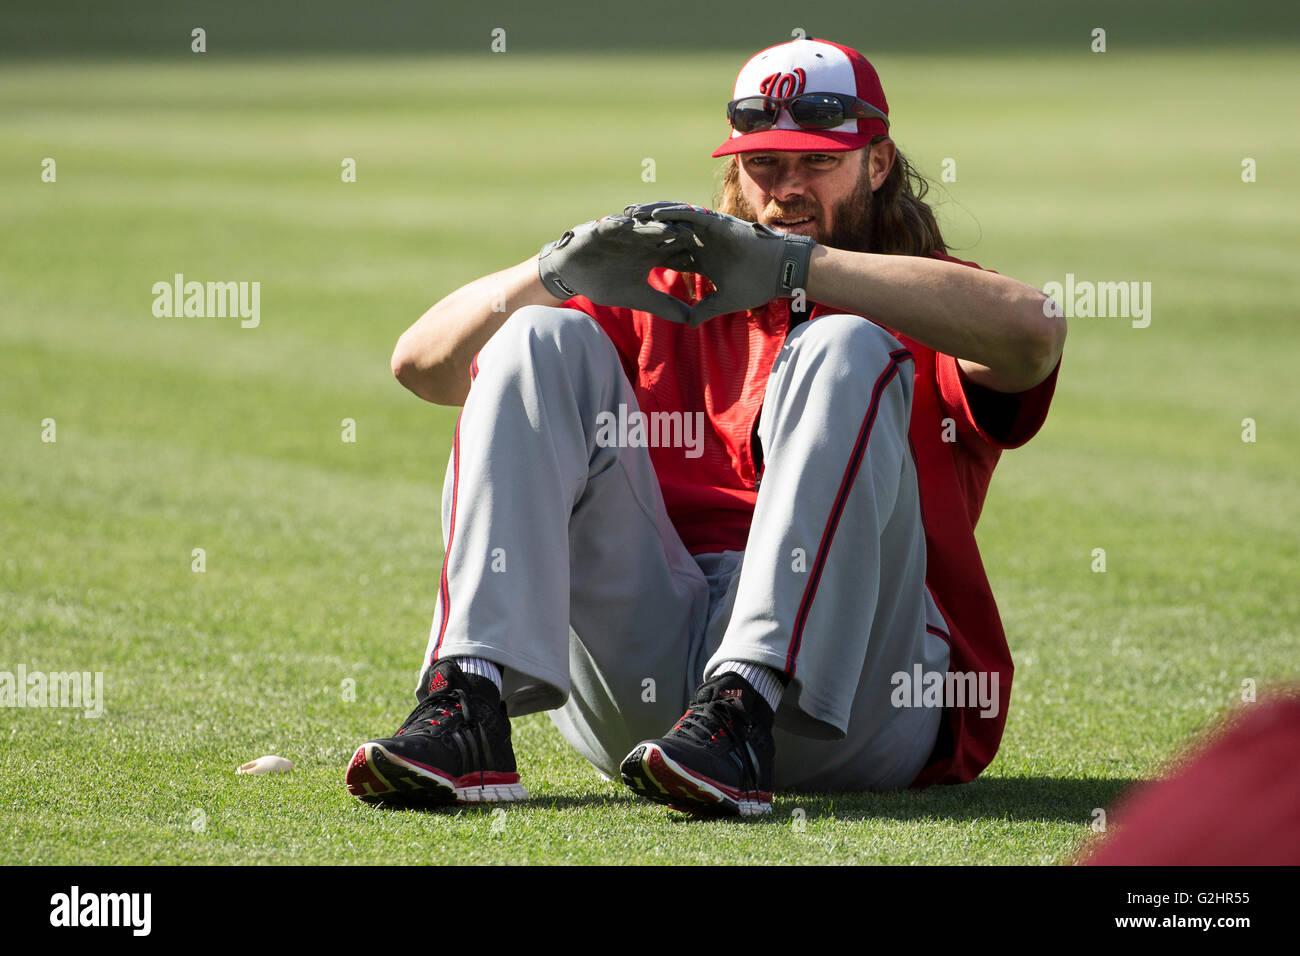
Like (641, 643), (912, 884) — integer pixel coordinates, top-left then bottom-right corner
(711, 128), (877, 158)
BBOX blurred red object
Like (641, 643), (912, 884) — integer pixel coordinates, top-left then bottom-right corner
(1082, 694), (1300, 865)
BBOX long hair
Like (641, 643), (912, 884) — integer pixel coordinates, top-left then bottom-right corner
(715, 136), (947, 256)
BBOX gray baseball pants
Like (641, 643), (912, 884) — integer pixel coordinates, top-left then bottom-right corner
(418, 306), (949, 791)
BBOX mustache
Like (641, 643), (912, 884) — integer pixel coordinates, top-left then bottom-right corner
(763, 205), (818, 220)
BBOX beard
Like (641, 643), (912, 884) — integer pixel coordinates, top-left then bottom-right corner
(717, 155), (874, 253)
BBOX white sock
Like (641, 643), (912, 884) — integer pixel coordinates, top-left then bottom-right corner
(714, 661), (784, 712)
(450, 657), (503, 694)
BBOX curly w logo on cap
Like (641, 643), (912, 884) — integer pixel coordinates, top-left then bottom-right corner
(715, 37), (891, 157)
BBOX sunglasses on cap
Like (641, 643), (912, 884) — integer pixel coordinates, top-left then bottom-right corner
(726, 92), (890, 134)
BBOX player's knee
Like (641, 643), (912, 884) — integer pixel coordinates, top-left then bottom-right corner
(788, 313), (903, 369)
(484, 305), (610, 370)
(502, 304), (597, 340)
(774, 315), (913, 425)
(782, 315), (907, 397)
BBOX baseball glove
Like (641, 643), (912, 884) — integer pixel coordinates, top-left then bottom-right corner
(538, 214), (699, 325)
(623, 202), (815, 327)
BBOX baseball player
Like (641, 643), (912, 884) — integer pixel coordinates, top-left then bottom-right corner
(345, 37), (1065, 816)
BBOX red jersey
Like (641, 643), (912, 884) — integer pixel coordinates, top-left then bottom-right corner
(563, 253), (1060, 786)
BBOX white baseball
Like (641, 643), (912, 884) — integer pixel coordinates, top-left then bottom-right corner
(235, 755), (296, 775)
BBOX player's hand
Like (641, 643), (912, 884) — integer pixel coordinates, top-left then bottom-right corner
(537, 215), (699, 324)
(623, 202), (815, 326)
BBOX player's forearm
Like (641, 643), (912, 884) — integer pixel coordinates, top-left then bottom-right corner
(805, 246), (1065, 393)
(392, 257), (566, 405)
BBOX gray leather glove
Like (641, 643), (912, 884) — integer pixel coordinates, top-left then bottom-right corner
(623, 202), (815, 326)
(537, 214), (699, 324)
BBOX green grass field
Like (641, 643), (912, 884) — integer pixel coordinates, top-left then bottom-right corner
(2, 47), (1298, 865)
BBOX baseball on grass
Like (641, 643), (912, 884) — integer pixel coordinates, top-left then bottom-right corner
(235, 755), (295, 775)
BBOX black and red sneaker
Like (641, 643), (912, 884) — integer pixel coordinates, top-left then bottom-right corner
(620, 672), (775, 817)
(346, 660), (527, 806)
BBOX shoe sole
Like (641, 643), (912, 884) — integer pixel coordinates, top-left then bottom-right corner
(346, 743), (528, 806)
(620, 743), (772, 817)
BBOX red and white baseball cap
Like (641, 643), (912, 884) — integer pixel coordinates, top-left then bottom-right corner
(712, 38), (890, 157)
